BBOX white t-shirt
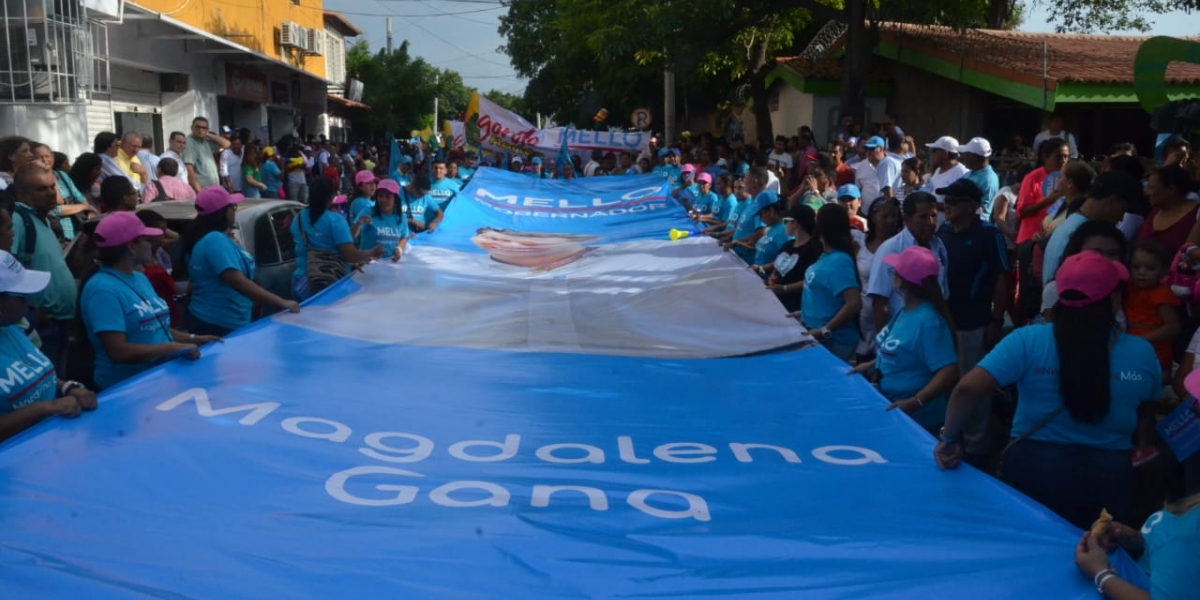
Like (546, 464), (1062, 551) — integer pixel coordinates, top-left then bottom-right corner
(853, 160), (880, 213)
(1032, 130), (1079, 159)
(768, 151), (793, 174)
(765, 169), (781, 193)
(923, 163), (970, 205)
(583, 160), (601, 178)
(219, 148), (244, 191)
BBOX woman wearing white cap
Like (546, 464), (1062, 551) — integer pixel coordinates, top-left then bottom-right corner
(937, 251), (1161, 530)
(80, 213), (220, 390)
(185, 186), (299, 336)
(0, 249), (97, 441)
(850, 245), (959, 434)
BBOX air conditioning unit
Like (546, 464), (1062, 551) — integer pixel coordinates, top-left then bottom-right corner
(279, 21), (301, 48)
(305, 29), (324, 56)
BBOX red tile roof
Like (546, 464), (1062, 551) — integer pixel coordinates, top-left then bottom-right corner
(777, 24), (1200, 88)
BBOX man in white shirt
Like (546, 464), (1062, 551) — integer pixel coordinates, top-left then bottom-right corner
(768, 135), (793, 184)
(853, 151), (879, 210)
(219, 136), (244, 193)
(864, 136), (901, 213)
(583, 149), (602, 177)
(1032, 112), (1079, 159)
(136, 135), (161, 183)
(866, 192), (949, 331)
(923, 136), (969, 206)
(160, 132), (188, 184)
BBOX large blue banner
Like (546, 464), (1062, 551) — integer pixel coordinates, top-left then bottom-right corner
(0, 168), (1137, 598)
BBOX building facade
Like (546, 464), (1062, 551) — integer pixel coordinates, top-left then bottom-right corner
(0, 0), (358, 158)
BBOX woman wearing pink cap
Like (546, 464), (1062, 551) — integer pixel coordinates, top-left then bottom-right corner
(353, 178), (408, 261)
(184, 186), (299, 336)
(348, 170), (378, 221)
(80, 213), (221, 389)
(0, 248), (97, 441)
(850, 245), (959, 433)
(937, 250), (1161, 530)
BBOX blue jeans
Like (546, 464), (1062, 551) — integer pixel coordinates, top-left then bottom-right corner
(821, 337), (856, 363)
(1000, 438), (1134, 530)
(185, 311), (234, 338)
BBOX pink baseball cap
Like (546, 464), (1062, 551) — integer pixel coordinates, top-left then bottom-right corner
(681, 164), (696, 174)
(332, 194), (348, 205)
(195, 186), (244, 215)
(94, 212), (163, 247)
(696, 172), (713, 184)
(377, 179), (401, 196)
(354, 170), (378, 185)
(1185, 370), (1200, 400)
(882, 246), (940, 286)
(1056, 250), (1128, 308)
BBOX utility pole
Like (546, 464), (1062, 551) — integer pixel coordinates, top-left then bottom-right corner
(433, 73), (440, 130)
(386, 18), (393, 53)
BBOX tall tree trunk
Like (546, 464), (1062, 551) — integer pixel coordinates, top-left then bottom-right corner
(838, 0), (869, 125)
(747, 36), (775, 145)
(987, 0), (1013, 29)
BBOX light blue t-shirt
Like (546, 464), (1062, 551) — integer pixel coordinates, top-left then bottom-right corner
(754, 221), (790, 268)
(963, 166), (1001, 219)
(348, 195), (375, 222)
(691, 191), (719, 215)
(1041, 212), (1088, 286)
(677, 182), (700, 206)
(1138, 506), (1200, 599)
(291, 209), (355, 280)
(398, 188), (440, 228)
(188, 231), (256, 331)
(355, 209), (409, 259)
(429, 177), (462, 211)
(261, 160), (282, 192)
(458, 166), (476, 182)
(876, 156), (903, 193)
(867, 228), (950, 320)
(730, 198), (765, 263)
(0, 324), (57, 415)
(977, 325), (1159, 450)
(713, 193), (737, 223)
(802, 251), (861, 346)
(81, 267), (172, 390)
(875, 301), (958, 429)
(654, 164), (682, 186)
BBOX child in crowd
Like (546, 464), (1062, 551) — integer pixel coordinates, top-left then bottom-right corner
(1125, 240), (1181, 375)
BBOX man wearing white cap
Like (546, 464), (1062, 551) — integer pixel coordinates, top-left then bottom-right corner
(959, 137), (1001, 219)
(0, 249), (97, 442)
(922, 136), (969, 208)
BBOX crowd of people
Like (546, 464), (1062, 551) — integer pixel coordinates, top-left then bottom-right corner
(0, 110), (1197, 598)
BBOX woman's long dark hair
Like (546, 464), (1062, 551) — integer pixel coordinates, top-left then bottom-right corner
(308, 176), (336, 226)
(178, 207), (235, 281)
(816, 204), (855, 257)
(865, 198), (901, 245)
(1052, 221), (1126, 423)
(99, 176), (134, 213)
(69, 152), (102, 195)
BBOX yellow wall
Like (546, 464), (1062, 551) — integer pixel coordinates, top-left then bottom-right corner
(130, 0), (327, 79)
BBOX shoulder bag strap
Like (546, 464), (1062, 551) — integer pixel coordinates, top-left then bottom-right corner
(1003, 405), (1067, 454)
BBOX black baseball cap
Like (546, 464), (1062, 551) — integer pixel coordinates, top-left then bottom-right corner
(935, 179), (983, 203)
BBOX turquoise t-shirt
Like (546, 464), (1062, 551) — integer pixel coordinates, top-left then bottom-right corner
(429, 177), (462, 211)
(458, 167), (476, 181)
(875, 301), (958, 429)
(677, 182), (700, 206)
(654, 165), (682, 186)
(730, 199), (764, 263)
(291, 209), (355, 280)
(977, 325), (1160, 450)
(348, 195), (375, 222)
(81, 267), (172, 389)
(712, 193), (737, 223)
(188, 231), (256, 331)
(355, 209), (409, 259)
(963, 166), (1000, 219)
(1138, 506), (1200, 599)
(691, 191), (718, 215)
(398, 188), (439, 228)
(261, 160), (282, 192)
(12, 204), (76, 321)
(754, 221), (790, 267)
(0, 324), (57, 414)
(802, 251), (861, 346)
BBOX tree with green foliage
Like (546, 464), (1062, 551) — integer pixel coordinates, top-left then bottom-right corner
(344, 39), (473, 136)
(483, 90), (534, 122)
(499, 0), (1197, 142)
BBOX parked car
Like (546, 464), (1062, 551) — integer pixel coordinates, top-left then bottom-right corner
(66, 199), (306, 304)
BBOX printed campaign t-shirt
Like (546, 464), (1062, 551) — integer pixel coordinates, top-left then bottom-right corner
(354, 208), (409, 260)
(977, 325), (1160, 450)
(0, 323), (57, 415)
(875, 301), (958, 429)
(429, 177), (462, 211)
(291, 208), (355, 280)
(754, 221), (790, 268)
(730, 199), (765, 264)
(189, 231), (256, 331)
(802, 250), (861, 347)
(398, 188), (440, 228)
(349, 195), (375, 221)
(81, 267), (173, 389)
(691, 191), (719, 216)
(712, 193), (737, 223)
(1138, 506), (1200, 600)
